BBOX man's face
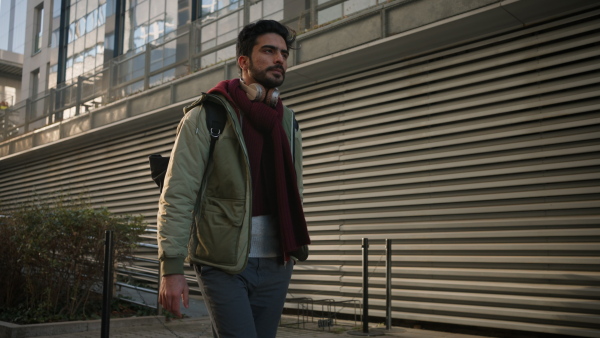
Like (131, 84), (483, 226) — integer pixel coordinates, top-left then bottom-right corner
(242, 33), (289, 89)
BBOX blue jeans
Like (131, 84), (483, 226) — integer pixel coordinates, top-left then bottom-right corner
(194, 258), (293, 338)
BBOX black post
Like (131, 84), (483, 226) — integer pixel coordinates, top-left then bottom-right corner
(348, 238), (384, 337)
(101, 230), (114, 338)
(157, 270), (162, 315)
(362, 238), (369, 333)
(385, 239), (392, 330)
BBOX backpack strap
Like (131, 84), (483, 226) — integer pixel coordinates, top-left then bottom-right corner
(203, 99), (227, 160)
(149, 94), (227, 193)
(290, 109), (299, 164)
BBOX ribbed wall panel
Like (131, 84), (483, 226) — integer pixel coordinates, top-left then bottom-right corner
(0, 123), (173, 238)
(0, 7), (599, 338)
(283, 10), (600, 338)
(0, 121), (177, 288)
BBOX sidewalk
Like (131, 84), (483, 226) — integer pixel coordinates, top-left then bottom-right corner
(23, 315), (493, 338)
(1, 292), (494, 338)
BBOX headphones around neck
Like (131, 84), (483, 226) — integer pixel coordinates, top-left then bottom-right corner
(239, 79), (280, 108)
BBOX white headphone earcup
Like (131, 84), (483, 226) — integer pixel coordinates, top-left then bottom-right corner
(251, 84), (266, 102)
(265, 88), (279, 107)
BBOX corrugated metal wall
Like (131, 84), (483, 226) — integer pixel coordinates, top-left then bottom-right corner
(0, 7), (598, 338)
(283, 8), (600, 338)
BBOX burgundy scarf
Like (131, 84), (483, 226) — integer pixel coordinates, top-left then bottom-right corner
(208, 79), (310, 258)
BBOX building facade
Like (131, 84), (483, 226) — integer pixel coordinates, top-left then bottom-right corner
(1, 0), (599, 337)
(0, 0), (26, 126)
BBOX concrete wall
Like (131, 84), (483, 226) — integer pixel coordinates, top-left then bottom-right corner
(20, 0), (52, 99)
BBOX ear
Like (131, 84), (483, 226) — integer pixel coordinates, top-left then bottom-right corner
(237, 55), (249, 72)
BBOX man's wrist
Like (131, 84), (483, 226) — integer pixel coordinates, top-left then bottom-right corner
(160, 256), (185, 276)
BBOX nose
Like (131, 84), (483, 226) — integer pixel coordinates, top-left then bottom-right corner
(274, 51), (285, 65)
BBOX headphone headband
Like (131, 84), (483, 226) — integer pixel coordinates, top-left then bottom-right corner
(239, 79), (279, 108)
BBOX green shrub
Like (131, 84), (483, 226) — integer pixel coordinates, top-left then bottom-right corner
(0, 194), (146, 323)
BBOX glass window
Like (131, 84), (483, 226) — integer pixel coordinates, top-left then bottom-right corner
(150, 0), (165, 21)
(216, 13), (238, 44)
(133, 24), (147, 49)
(53, 0), (62, 18)
(123, 10), (132, 54)
(344, 0), (376, 16)
(76, 0), (87, 19)
(49, 64), (58, 85)
(318, 3), (342, 25)
(165, 1), (177, 34)
(51, 28), (60, 48)
(201, 0), (217, 18)
(86, 10), (98, 33)
(74, 31), (85, 53)
(73, 52), (84, 78)
(84, 47), (97, 72)
(65, 63), (73, 84)
(96, 24), (105, 44)
(68, 22), (76, 43)
(85, 26), (97, 49)
(263, 0), (282, 16)
(98, 3), (107, 25)
(136, 1), (149, 25)
(34, 4), (44, 54)
(66, 43), (74, 58)
(30, 69), (40, 99)
(163, 39), (176, 65)
(78, 17), (87, 37)
(201, 21), (216, 49)
(87, 0), (99, 11)
(201, 52), (215, 68)
(215, 44), (235, 63)
(148, 19), (164, 43)
(50, 45), (59, 64)
(316, 0), (381, 26)
(165, 0), (177, 22)
(105, 0), (116, 16)
(200, 0), (242, 21)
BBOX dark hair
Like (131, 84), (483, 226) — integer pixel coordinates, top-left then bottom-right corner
(236, 20), (296, 70)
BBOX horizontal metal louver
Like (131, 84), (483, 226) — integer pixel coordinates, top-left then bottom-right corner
(282, 9), (600, 338)
(0, 121), (176, 291)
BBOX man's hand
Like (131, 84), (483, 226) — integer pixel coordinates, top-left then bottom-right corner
(159, 274), (189, 318)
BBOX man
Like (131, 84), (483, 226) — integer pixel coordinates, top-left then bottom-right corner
(157, 20), (310, 338)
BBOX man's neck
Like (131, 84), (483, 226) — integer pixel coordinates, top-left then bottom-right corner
(241, 73), (254, 86)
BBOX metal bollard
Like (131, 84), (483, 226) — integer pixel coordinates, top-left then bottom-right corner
(101, 230), (114, 338)
(348, 238), (384, 336)
(386, 239), (392, 330)
(362, 238), (369, 333)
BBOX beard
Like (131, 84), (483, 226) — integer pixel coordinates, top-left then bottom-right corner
(248, 59), (285, 88)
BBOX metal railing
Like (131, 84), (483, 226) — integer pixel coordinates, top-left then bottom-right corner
(0, 0), (390, 143)
(0, 6), (246, 143)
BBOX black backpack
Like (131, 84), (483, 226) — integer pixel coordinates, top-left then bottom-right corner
(149, 97), (227, 193)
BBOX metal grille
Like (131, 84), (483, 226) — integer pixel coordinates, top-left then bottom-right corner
(282, 9), (600, 338)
